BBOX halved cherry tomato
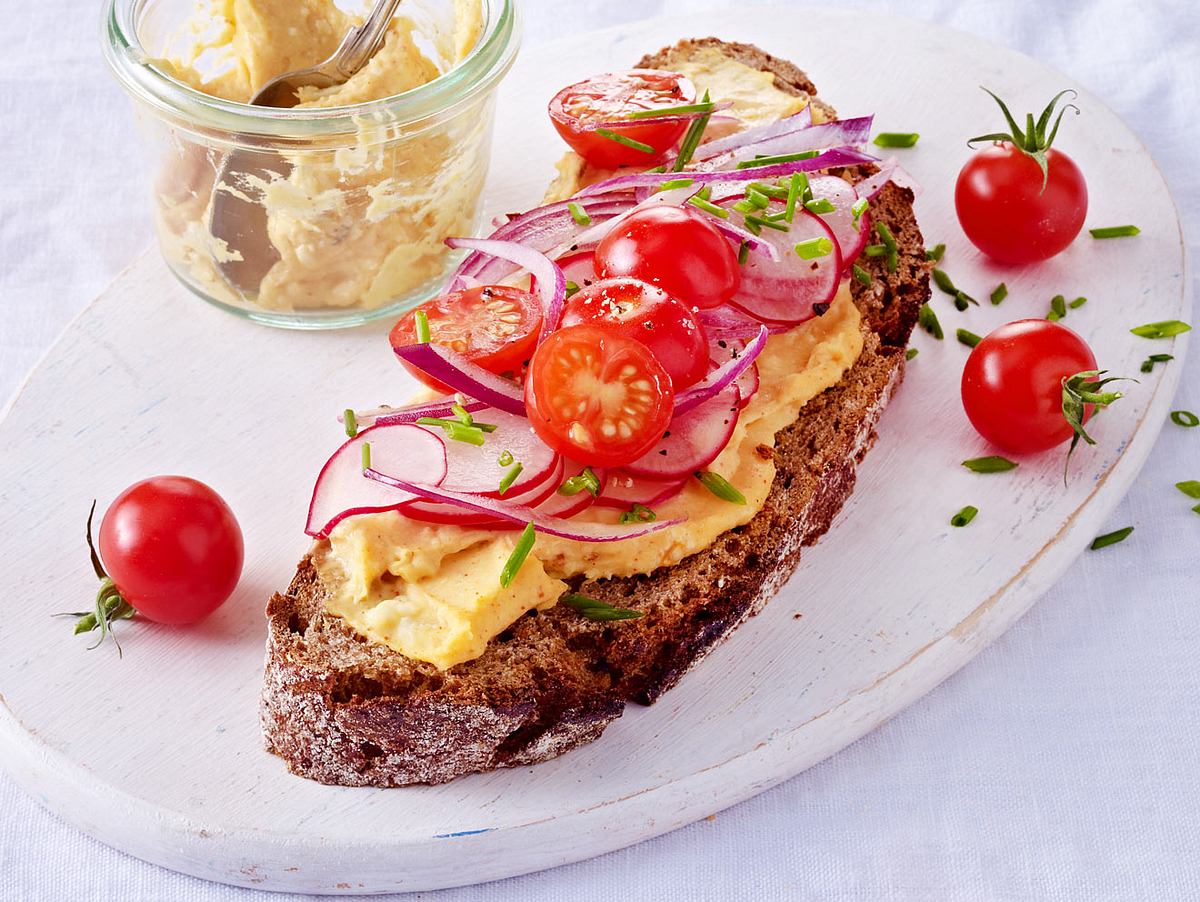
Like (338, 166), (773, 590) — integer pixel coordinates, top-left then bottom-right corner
(961, 319), (1097, 453)
(98, 476), (244, 625)
(525, 323), (675, 467)
(594, 206), (740, 309)
(561, 278), (709, 389)
(549, 70), (695, 169)
(389, 285), (542, 392)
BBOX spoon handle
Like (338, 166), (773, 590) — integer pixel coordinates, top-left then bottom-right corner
(331, 0), (407, 79)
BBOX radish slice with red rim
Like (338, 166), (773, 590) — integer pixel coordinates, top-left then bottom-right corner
(805, 175), (869, 266)
(594, 471), (687, 510)
(401, 456), (565, 528)
(536, 461), (607, 519)
(419, 408), (559, 499)
(623, 383), (741, 479)
(674, 325), (767, 415)
(306, 424), (448, 538)
(364, 469), (682, 542)
(727, 208), (842, 325)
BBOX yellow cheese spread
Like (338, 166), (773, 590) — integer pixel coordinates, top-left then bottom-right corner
(154, 0), (488, 312)
(316, 49), (865, 670)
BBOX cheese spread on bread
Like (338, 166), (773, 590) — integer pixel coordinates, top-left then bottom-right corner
(316, 48), (865, 670)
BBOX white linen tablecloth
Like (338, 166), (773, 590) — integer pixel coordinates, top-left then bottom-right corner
(1, 1), (1197, 899)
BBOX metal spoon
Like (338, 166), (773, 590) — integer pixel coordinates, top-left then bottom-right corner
(208, 0), (406, 297)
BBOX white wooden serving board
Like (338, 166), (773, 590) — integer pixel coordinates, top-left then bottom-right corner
(0, 7), (1189, 894)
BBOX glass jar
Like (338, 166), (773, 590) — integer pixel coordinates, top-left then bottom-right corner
(102, 0), (520, 329)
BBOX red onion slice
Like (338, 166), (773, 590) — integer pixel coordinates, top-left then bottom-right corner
(364, 469), (683, 542)
(675, 326), (768, 415)
(392, 343), (526, 416)
(306, 424), (448, 539)
(623, 383), (742, 479)
(728, 209), (843, 325)
(697, 306), (792, 339)
(575, 147), (877, 199)
(687, 106), (811, 164)
(344, 398), (488, 430)
(854, 158), (923, 200)
(447, 237), (566, 342)
(698, 116), (874, 171)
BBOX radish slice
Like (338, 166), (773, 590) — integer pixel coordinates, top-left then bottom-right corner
(306, 424), (448, 539)
(806, 175), (869, 265)
(446, 238), (565, 344)
(728, 208), (842, 325)
(391, 343), (526, 416)
(421, 408), (559, 499)
(364, 469), (683, 542)
(623, 383), (741, 479)
(402, 456), (565, 528)
(675, 326), (767, 416)
(536, 461), (607, 519)
(595, 471), (686, 510)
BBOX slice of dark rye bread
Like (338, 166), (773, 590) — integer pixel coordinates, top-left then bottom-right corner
(260, 38), (931, 787)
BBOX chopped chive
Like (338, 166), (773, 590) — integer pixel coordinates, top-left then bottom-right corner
(962, 455), (1018, 473)
(595, 128), (656, 154)
(865, 244), (887, 257)
(735, 150), (819, 169)
(925, 243), (945, 262)
(852, 263), (872, 286)
(1068, 296), (1088, 309)
(1193, 503), (1200, 516)
(918, 304), (943, 340)
(957, 328), (983, 348)
(931, 268), (976, 306)
(744, 218), (762, 236)
(567, 201), (590, 226)
(785, 172), (807, 223)
(559, 467), (601, 497)
(619, 503), (657, 524)
(688, 195), (729, 218)
(624, 101), (716, 120)
(451, 403), (474, 425)
(737, 240), (750, 266)
(416, 415), (496, 433)
(746, 214), (788, 232)
(500, 523), (536, 588)
(794, 237), (834, 259)
(1140, 353), (1173, 373)
(343, 408), (358, 439)
(1090, 526), (1134, 550)
(695, 470), (746, 504)
(671, 89), (712, 172)
(873, 132), (920, 148)
(1171, 410), (1199, 428)
(1048, 294), (1067, 320)
(1090, 225), (1140, 239)
(731, 199), (757, 215)
(1177, 480), (1200, 499)
(560, 593), (642, 621)
(657, 177), (694, 191)
(905, 347), (919, 361)
(851, 196), (869, 228)
(498, 462), (523, 496)
(804, 197), (836, 214)
(415, 416), (490, 445)
(645, 165), (667, 174)
(875, 221), (898, 250)
(696, 185), (712, 201)
(361, 442), (371, 473)
(990, 283), (1008, 305)
(745, 188), (771, 209)
(951, 505), (979, 527)
(564, 280), (580, 299)
(1131, 320), (1191, 339)
(749, 181), (790, 199)
(498, 449), (514, 466)
(414, 310), (431, 344)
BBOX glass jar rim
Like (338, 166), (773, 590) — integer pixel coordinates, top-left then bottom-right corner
(101, 0), (519, 139)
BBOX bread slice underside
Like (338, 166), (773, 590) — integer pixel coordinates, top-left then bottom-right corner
(260, 38), (931, 787)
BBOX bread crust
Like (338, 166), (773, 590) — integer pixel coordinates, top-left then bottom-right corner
(260, 39), (930, 786)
